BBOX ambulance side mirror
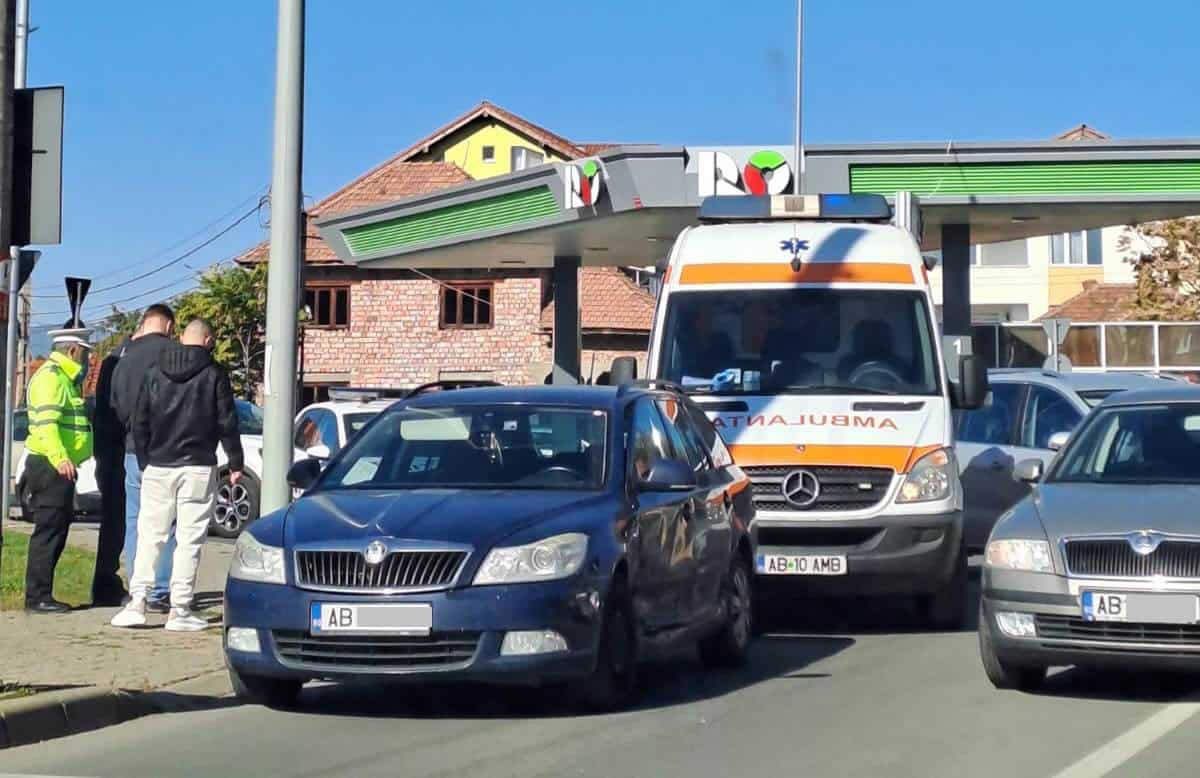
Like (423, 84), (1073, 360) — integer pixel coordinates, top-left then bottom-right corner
(611, 357), (638, 386)
(952, 354), (989, 410)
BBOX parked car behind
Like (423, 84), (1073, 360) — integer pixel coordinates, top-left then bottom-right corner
(224, 383), (754, 710)
(955, 369), (1173, 551)
(980, 385), (1200, 690)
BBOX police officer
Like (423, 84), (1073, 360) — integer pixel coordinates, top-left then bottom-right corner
(23, 327), (94, 613)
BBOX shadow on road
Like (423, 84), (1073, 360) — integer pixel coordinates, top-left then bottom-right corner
(1032, 667), (1200, 703)
(284, 632), (854, 720)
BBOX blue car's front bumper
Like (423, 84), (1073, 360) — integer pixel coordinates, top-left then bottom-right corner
(224, 574), (608, 685)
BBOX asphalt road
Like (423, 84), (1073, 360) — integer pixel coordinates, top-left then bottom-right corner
(4, 577), (1200, 778)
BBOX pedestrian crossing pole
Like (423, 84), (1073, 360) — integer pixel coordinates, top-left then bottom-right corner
(260, 0), (305, 514)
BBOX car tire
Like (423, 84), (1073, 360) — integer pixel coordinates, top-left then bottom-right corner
(699, 553), (753, 668)
(571, 579), (638, 712)
(228, 666), (303, 709)
(917, 544), (968, 630)
(978, 603), (1046, 691)
(211, 471), (260, 539)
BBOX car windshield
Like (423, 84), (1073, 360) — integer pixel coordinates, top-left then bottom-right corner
(1051, 403), (1200, 484)
(317, 404), (608, 491)
(342, 412), (377, 441)
(657, 288), (940, 396)
(235, 400), (264, 435)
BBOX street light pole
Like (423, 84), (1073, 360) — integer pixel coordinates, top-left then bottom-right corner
(1, 0), (25, 525)
(792, 0), (803, 195)
(259, 0), (304, 514)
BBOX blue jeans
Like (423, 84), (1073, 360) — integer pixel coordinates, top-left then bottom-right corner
(123, 452), (173, 601)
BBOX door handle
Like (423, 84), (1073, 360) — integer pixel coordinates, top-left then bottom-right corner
(989, 461), (1008, 470)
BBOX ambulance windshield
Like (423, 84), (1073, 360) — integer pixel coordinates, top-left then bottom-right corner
(658, 289), (940, 396)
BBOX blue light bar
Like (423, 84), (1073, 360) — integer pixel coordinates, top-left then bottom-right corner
(698, 194), (892, 223)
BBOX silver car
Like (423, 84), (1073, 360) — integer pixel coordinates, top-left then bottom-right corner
(979, 385), (1200, 691)
(955, 369), (1176, 551)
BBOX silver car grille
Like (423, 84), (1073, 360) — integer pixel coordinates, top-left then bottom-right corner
(295, 550), (467, 592)
(742, 465), (893, 513)
(1063, 538), (1200, 579)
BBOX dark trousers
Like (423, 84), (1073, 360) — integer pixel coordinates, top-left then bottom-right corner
(23, 454), (77, 605)
(92, 452), (127, 600)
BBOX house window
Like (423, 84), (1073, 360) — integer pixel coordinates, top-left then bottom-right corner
(299, 383), (344, 407)
(481, 145), (496, 164)
(511, 147), (544, 171)
(440, 283), (493, 329)
(304, 285), (350, 327)
(1049, 231), (1100, 265)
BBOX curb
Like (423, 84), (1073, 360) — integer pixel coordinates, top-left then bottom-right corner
(0, 670), (232, 750)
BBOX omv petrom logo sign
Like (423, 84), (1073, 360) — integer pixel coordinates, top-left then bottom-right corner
(698, 149), (793, 197)
(566, 159), (604, 208)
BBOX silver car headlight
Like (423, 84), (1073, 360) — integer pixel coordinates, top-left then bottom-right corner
(229, 532), (286, 584)
(985, 539), (1053, 573)
(896, 448), (955, 503)
(473, 533), (588, 586)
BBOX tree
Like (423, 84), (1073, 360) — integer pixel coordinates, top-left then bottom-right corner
(93, 305), (142, 360)
(1121, 217), (1200, 320)
(174, 263), (268, 397)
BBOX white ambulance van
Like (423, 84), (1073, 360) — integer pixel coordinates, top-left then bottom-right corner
(645, 194), (988, 627)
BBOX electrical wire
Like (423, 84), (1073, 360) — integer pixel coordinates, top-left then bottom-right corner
(32, 259), (235, 321)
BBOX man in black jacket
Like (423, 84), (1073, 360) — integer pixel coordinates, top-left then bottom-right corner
(90, 339), (129, 606)
(109, 304), (175, 610)
(111, 319), (243, 632)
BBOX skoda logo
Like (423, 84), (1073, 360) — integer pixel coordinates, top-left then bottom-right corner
(781, 469), (821, 509)
(1127, 531), (1164, 556)
(363, 541), (388, 566)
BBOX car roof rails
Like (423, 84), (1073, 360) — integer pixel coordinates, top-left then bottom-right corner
(404, 380), (503, 399)
(616, 379), (686, 397)
(326, 387), (410, 403)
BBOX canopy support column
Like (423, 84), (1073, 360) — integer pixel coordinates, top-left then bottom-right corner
(551, 256), (581, 385)
(941, 223), (972, 375)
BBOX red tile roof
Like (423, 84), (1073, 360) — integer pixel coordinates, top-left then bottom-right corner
(1056, 124), (1111, 142)
(239, 161), (471, 265)
(1039, 280), (1137, 321)
(541, 267), (655, 334)
(396, 100), (586, 162)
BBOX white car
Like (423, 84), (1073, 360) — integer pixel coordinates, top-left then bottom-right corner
(15, 399), (266, 538)
(291, 389), (397, 463)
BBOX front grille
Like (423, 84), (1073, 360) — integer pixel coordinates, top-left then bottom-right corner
(756, 526), (882, 548)
(1035, 616), (1200, 647)
(295, 550), (467, 591)
(743, 465), (893, 513)
(273, 630), (480, 670)
(1064, 539), (1200, 579)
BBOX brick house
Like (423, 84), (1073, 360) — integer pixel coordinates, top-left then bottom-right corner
(239, 103), (655, 403)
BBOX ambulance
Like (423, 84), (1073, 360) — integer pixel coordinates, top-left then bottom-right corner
(645, 193), (988, 627)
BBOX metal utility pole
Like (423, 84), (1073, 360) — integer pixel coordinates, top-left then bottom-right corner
(260, 0), (304, 514)
(0, 0), (14, 553)
(792, 0), (803, 195)
(1, 0), (27, 527)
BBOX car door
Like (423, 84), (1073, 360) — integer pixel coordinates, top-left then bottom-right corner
(657, 395), (730, 624)
(1009, 382), (1084, 489)
(628, 397), (694, 633)
(956, 381), (1026, 550)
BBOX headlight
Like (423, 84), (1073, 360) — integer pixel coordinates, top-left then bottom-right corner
(229, 532), (286, 584)
(473, 533), (588, 586)
(985, 539), (1053, 573)
(897, 448), (955, 503)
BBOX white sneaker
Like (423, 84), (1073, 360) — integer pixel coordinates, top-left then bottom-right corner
(110, 601), (147, 628)
(165, 607), (210, 632)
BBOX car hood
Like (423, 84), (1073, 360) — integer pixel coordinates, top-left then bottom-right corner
(1035, 483), (1200, 539)
(284, 489), (610, 550)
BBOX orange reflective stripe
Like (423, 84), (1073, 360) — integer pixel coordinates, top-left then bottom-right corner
(678, 262), (914, 286)
(728, 443), (942, 474)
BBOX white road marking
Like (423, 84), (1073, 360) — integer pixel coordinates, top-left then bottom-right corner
(1051, 697), (1200, 778)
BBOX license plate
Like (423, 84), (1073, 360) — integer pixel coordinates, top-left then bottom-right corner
(310, 603), (432, 635)
(1081, 591), (1199, 624)
(756, 554), (846, 576)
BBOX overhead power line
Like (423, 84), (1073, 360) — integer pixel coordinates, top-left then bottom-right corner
(31, 258), (235, 321)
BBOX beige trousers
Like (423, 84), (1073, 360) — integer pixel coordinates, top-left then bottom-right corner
(128, 465), (217, 609)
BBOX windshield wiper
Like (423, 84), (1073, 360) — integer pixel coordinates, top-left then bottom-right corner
(776, 383), (899, 396)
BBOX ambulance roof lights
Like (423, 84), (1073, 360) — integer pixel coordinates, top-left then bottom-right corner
(698, 194), (891, 223)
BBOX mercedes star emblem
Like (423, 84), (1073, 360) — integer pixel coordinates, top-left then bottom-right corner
(781, 469), (821, 509)
(363, 540), (388, 566)
(1127, 531), (1164, 556)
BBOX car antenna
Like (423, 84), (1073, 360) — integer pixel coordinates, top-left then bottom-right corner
(587, 352), (597, 385)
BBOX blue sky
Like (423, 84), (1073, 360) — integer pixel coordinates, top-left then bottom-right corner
(24, 0), (1200, 344)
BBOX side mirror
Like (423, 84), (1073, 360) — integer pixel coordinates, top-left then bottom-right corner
(287, 457), (322, 491)
(952, 354), (989, 410)
(305, 444), (332, 460)
(1014, 458), (1044, 484)
(611, 356), (638, 386)
(637, 458), (697, 492)
(1047, 431), (1070, 452)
